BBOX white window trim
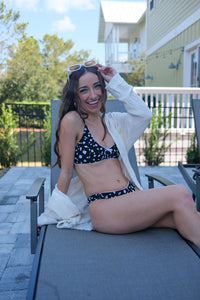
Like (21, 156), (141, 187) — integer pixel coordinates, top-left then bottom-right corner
(183, 38), (200, 87)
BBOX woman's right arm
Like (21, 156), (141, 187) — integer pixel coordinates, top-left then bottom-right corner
(105, 73), (152, 151)
(56, 112), (80, 194)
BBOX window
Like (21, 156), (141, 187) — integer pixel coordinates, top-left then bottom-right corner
(191, 47), (200, 87)
(150, 0), (155, 11)
(129, 38), (141, 60)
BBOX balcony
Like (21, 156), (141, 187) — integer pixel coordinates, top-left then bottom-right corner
(106, 51), (140, 73)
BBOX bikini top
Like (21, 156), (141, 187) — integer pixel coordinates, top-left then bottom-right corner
(74, 122), (120, 165)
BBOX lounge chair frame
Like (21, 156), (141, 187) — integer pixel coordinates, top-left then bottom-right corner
(27, 100), (200, 300)
(178, 98), (200, 211)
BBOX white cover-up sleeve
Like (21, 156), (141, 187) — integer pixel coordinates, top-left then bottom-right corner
(105, 74), (152, 151)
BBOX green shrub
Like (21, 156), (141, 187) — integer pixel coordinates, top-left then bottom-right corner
(42, 107), (51, 166)
(142, 103), (172, 166)
(186, 133), (200, 164)
(0, 103), (35, 167)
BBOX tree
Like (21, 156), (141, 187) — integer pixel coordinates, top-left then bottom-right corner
(123, 54), (145, 86)
(0, 1), (27, 72)
(0, 36), (46, 102)
(0, 34), (90, 103)
(0, 1), (91, 103)
(41, 34), (90, 100)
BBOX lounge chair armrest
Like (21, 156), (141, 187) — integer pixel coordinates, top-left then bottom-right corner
(178, 162), (196, 194)
(178, 163), (200, 168)
(145, 173), (175, 189)
(192, 169), (200, 176)
(26, 177), (46, 214)
(26, 177), (46, 200)
(26, 177), (46, 254)
(192, 169), (200, 212)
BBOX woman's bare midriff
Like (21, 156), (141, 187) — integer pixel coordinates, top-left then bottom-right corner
(74, 158), (130, 197)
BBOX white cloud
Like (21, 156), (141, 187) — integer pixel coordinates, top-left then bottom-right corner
(52, 16), (76, 31)
(7, 0), (39, 11)
(45, 0), (96, 13)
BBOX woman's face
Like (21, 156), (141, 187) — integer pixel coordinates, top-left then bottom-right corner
(77, 71), (103, 115)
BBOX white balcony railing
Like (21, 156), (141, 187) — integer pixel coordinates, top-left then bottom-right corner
(134, 87), (200, 134)
(106, 51), (140, 73)
(132, 87), (200, 165)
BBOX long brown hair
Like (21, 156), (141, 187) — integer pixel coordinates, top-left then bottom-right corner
(54, 66), (107, 168)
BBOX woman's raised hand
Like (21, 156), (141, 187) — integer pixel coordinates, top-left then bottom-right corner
(97, 64), (117, 82)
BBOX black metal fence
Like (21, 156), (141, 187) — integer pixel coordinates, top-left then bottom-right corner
(0, 103), (196, 166)
(0, 103), (50, 166)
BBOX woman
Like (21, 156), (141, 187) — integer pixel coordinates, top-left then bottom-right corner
(54, 61), (200, 249)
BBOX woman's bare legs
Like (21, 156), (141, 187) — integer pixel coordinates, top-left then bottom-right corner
(89, 185), (200, 249)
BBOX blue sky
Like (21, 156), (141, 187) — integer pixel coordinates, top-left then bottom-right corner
(6, 0), (145, 65)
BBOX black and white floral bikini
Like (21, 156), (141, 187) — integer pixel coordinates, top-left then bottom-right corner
(74, 121), (135, 205)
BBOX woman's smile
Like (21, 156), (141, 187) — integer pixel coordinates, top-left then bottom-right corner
(78, 72), (103, 114)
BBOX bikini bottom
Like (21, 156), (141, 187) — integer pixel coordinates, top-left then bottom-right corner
(88, 181), (135, 205)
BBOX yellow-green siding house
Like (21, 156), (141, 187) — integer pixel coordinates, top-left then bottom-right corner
(146, 0), (200, 87)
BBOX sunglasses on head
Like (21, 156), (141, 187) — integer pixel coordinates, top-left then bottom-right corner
(67, 60), (97, 79)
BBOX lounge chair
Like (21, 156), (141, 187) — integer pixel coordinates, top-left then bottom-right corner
(178, 98), (200, 211)
(26, 99), (200, 300)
